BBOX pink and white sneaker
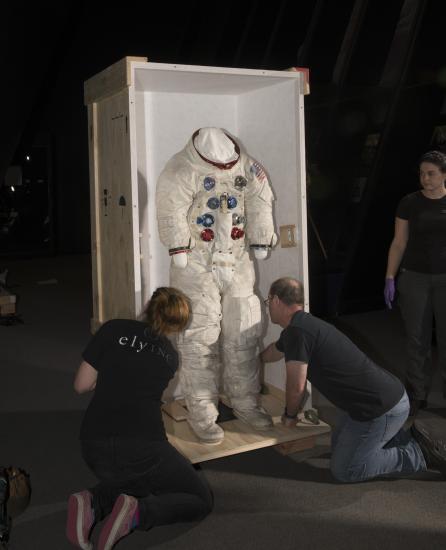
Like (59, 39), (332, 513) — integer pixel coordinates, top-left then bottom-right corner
(66, 490), (94, 549)
(97, 494), (138, 550)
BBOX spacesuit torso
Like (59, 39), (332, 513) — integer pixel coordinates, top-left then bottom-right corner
(157, 133), (275, 280)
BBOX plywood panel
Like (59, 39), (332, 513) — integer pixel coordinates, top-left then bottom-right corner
(95, 91), (139, 322)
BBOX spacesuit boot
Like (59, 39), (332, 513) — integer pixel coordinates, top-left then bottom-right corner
(232, 406), (273, 430)
(187, 418), (224, 445)
(184, 395), (225, 444)
(229, 391), (273, 431)
(178, 337), (225, 444)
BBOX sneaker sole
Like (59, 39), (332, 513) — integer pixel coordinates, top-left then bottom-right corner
(98, 494), (137, 550)
(414, 415), (446, 461)
(414, 426), (446, 462)
(66, 493), (93, 550)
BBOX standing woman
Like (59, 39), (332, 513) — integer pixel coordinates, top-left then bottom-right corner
(66, 287), (213, 550)
(384, 150), (446, 416)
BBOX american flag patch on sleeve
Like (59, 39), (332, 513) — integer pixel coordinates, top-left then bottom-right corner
(250, 161), (267, 182)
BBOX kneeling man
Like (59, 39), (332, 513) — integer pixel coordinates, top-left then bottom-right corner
(260, 277), (446, 482)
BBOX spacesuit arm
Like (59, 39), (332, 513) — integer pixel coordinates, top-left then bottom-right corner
(156, 158), (196, 252)
(244, 158), (276, 248)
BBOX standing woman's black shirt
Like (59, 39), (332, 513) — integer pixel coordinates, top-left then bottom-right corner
(80, 319), (178, 441)
(397, 191), (446, 274)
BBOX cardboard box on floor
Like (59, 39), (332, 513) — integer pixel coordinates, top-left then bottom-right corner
(0, 288), (16, 316)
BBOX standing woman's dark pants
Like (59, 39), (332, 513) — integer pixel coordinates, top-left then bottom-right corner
(398, 270), (446, 401)
(81, 437), (213, 530)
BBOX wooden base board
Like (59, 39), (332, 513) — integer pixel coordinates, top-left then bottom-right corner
(275, 435), (316, 455)
(163, 393), (330, 464)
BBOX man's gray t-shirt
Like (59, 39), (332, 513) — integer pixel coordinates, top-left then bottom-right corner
(276, 311), (404, 420)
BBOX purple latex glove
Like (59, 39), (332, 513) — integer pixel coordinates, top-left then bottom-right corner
(384, 278), (395, 309)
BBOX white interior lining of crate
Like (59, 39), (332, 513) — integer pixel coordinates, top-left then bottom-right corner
(134, 62), (299, 95)
(132, 66), (306, 396)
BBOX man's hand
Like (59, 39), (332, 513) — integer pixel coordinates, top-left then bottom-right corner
(260, 342), (284, 363)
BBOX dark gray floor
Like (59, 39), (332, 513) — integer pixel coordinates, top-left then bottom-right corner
(2, 255), (446, 550)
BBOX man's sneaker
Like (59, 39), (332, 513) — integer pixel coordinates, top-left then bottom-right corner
(412, 421), (446, 477)
(188, 420), (225, 444)
(409, 399), (427, 417)
(66, 490), (94, 550)
(97, 494), (138, 550)
(233, 406), (273, 431)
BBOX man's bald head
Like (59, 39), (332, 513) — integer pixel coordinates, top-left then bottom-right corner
(269, 277), (304, 306)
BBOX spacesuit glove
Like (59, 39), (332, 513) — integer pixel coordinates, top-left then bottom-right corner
(384, 278), (395, 309)
(172, 252), (188, 268)
(254, 248), (268, 260)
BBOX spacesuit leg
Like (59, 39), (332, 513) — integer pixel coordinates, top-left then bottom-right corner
(220, 254), (273, 430)
(170, 250), (224, 443)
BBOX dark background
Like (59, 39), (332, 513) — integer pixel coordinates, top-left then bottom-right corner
(1, 0), (445, 318)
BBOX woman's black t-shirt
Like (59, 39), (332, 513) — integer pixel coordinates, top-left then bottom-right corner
(276, 311), (404, 421)
(396, 191), (446, 273)
(80, 319), (178, 441)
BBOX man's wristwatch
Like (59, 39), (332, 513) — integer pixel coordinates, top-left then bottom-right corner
(283, 408), (298, 419)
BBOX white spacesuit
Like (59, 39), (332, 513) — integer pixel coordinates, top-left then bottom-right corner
(156, 128), (276, 443)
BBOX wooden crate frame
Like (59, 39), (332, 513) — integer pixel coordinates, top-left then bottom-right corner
(84, 57), (320, 460)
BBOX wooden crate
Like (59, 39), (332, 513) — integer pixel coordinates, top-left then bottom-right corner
(84, 57), (314, 438)
(83, 57), (310, 341)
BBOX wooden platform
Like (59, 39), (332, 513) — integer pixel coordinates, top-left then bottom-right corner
(162, 392), (331, 464)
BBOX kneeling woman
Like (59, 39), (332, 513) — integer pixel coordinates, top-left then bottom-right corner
(66, 287), (213, 550)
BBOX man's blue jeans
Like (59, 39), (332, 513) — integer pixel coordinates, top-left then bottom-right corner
(330, 392), (427, 482)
